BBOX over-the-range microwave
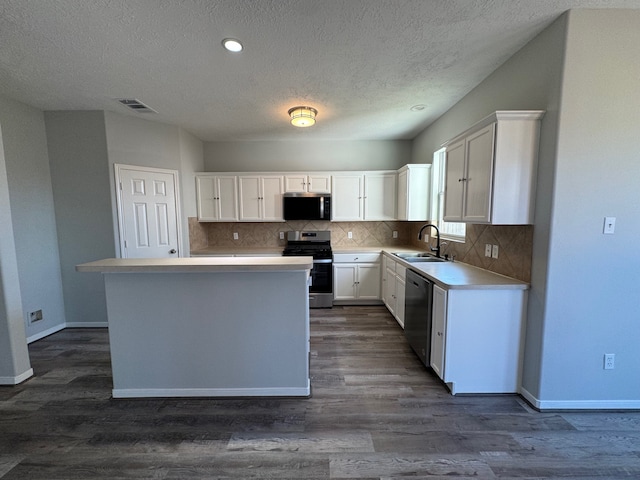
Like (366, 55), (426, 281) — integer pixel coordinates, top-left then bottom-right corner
(283, 193), (331, 221)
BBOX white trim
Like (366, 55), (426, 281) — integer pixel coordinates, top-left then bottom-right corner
(27, 323), (107, 344)
(26, 324), (66, 343)
(520, 387), (640, 410)
(112, 383), (311, 399)
(0, 368), (33, 385)
(65, 322), (108, 328)
(113, 163), (183, 259)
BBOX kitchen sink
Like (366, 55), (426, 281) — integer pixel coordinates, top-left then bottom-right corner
(392, 252), (445, 263)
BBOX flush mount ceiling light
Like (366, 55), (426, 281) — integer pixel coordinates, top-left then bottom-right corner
(288, 106), (318, 127)
(222, 38), (243, 52)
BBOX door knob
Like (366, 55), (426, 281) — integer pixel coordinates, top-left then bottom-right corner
(169, 249), (177, 254)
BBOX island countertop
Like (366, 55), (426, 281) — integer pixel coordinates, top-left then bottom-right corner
(76, 256), (313, 273)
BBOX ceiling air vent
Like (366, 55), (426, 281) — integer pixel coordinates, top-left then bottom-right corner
(116, 98), (157, 113)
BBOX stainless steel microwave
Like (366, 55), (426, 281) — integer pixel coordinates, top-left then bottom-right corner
(283, 193), (331, 221)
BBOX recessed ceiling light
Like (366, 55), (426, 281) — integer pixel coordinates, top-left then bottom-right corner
(222, 38), (243, 53)
(410, 104), (427, 112)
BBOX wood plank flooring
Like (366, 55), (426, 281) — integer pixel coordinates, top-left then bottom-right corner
(1, 305), (639, 478)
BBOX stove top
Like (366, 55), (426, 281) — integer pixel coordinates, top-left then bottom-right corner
(283, 230), (332, 259)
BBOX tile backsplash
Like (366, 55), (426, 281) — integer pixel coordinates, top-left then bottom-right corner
(190, 218), (533, 282)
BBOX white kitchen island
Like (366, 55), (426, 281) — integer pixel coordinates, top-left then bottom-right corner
(76, 257), (313, 398)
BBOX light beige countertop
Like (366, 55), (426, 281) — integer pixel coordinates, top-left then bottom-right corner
(190, 247), (284, 256)
(76, 256), (313, 273)
(187, 245), (527, 290)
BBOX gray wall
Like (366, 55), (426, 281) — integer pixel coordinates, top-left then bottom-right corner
(0, 123), (32, 382)
(104, 112), (204, 257)
(204, 140), (411, 172)
(0, 95), (66, 340)
(45, 111), (115, 326)
(412, 9), (640, 407)
(537, 9), (640, 405)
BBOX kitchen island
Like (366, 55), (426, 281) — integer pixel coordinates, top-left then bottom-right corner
(76, 257), (313, 398)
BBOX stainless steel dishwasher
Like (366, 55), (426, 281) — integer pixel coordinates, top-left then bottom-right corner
(404, 269), (433, 367)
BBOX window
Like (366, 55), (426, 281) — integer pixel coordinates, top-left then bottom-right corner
(432, 148), (466, 242)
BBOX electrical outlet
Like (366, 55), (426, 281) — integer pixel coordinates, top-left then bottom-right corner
(485, 244), (492, 257)
(29, 309), (43, 323)
(604, 353), (615, 370)
(348, 232), (353, 239)
(392, 231), (398, 239)
(492, 245), (499, 259)
(233, 232), (239, 240)
(279, 232), (285, 240)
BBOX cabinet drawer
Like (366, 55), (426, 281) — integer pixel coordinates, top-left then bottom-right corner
(396, 264), (406, 279)
(333, 253), (380, 263)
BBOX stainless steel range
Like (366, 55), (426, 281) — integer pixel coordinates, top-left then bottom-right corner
(282, 231), (333, 308)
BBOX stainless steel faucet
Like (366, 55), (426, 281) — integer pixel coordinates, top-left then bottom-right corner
(417, 223), (441, 258)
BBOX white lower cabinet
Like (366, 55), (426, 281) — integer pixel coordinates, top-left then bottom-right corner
(430, 283), (526, 394)
(333, 253), (381, 303)
(382, 254), (406, 328)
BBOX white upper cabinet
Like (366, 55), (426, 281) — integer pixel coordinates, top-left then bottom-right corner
(332, 172), (397, 221)
(443, 110), (545, 224)
(284, 174), (331, 193)
(397, 164), (431, 221)
(238, 175), (284, 221)
(195, 175), (238, 222)
(331, 174), (364, 220)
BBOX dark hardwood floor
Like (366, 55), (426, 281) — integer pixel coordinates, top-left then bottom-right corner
(1, 306), (639, 479)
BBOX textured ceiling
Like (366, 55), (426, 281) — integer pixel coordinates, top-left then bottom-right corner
(1, 0), (639, 141)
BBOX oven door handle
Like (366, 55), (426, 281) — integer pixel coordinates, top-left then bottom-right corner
(312, 259), (333, 264)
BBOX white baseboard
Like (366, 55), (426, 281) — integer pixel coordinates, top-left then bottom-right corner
(27, 324), (66, 343)
(65, 322), (108, 328)
(521, 386), (640, 410)
(27, 322), (107, 343)
(0, 368), (33, 385)
(112, 384), (311, 399)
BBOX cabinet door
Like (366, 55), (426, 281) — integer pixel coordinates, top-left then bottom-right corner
(284, 175), (307, 193)
(356, 263), (381, 300)
(307, 174), (331, 193)
(238, 176), (262, 221)
(196, 175), (238, 221)
(431, 284), (447, 380)
(443, 140), (465, 221)
(463, 123), (495, 223)
(217, 176), (239, 221)
(395, 273), (406, 329)
(196, 176), (217, 221)
(332, 175), (363, 221)
(383, 266), (396, 314)
(260, 176), (284, 221)
(333, 264), (357, 300)
(397, 169), (408, 220)
(364, 173), (396, 220)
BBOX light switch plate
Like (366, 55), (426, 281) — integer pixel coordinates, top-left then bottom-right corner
(485, 244), (492, 257)
(233, 232), (239, 240)
(603, 217), (616, 234)
(492, 245), (499, 259)
(348, 232), (353, 239)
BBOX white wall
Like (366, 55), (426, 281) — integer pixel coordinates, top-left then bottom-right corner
(412, 9), (640, 408)
(45, 111), (114, 326)
(0, 95), (66, 341)
(204, 140), (411, 172)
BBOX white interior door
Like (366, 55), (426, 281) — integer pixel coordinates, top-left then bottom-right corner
(115, 164), (181, 258)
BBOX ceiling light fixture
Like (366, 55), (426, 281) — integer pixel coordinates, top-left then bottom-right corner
(410, 104), (427, 112)
(288, 106), (318, 127)
(222, 38), (243, 53)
